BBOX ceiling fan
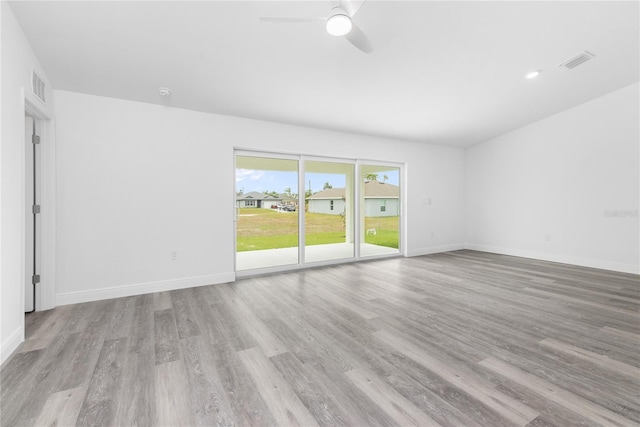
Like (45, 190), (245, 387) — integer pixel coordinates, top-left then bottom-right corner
(260, 0), (373, 53)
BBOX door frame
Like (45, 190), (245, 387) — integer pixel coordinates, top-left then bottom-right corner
(23, 92), (56, 312)
(356, 159), (405, 261)
(234, 149), (404, 277)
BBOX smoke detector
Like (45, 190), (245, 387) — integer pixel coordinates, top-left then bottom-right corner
(158, 87), (171, 97)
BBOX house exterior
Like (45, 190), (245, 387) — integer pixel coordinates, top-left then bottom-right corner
(236, 191), (282, 208)
(307, 181), (399, 217)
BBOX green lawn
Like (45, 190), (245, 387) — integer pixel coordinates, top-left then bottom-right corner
(236, 208), (398, 251)
(364, 229), (399, 249)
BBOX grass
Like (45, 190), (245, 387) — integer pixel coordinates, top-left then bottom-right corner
(236, 208), (399, 252)
(364, 229), (399, 249)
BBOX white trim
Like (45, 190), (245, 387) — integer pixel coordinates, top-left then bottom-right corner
(355, 162), (362, 259)
(1, 327), (24, 365)
(465, 243), (640, 275)
(406, 243), (466, 257)
(235, 149), (299, 161)
(25, 91), (51, 120)
(401, 165), (407, 256)
(56, 273), (236, 306)
(298, 156), (306, 265)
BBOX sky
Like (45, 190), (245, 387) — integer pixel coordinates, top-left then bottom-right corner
(236, 169), (399, 195)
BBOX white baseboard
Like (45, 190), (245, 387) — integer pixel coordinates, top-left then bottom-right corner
(465, 243), (639, 275)
(406, 243), (465, 257)
(1, 326), (24, 366)
(56, 272), (236, 306)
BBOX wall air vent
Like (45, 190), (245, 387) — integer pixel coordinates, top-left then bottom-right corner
(31, 70), (46, 103)
(559, 51), (595, 70)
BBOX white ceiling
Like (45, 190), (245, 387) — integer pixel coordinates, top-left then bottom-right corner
(9, 1), (639, 147)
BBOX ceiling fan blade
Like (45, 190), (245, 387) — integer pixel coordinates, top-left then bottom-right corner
(259, 17), (324, 23)
(341, 0), (367, 17)
(345, 23), (373, 53)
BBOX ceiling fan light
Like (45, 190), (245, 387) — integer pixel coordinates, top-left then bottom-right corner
(326, 13), (352, 36)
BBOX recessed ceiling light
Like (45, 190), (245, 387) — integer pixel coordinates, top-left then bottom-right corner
(158, 87), (171, 96)
(525, 70), (542, 79)
(326, 8), (352, 36)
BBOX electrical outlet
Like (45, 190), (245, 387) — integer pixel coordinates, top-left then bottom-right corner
(430, 231), (435, 237)
(545, 235), (551, 242)
(170, 250), (179, 260)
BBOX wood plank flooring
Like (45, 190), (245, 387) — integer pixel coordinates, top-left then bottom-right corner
(2, 250), (639, 426)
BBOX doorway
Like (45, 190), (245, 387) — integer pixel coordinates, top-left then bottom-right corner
(235, 151), (403, 275)
(304, 159), (355, 263)
(360, 163), (401, 258)
(23, 96), (56, 313)
(24, 115), (41, 312)
(235, 153), (300, 271)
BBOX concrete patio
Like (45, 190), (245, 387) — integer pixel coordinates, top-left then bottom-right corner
(236, 242), (399, 271)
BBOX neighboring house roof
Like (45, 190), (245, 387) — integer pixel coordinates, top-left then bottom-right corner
(307, 187), (345, 200)
(308, 181), (399, 200)
(236, 191), (282, 201)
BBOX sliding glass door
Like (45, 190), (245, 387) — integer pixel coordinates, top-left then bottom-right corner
(305, 160), (355, 263)
(235, 151), (402, 274)
(360, 164), (401, 258)
(235, 154), (299, 271)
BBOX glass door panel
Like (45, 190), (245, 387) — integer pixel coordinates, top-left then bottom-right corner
(304, 160), (355, 263)
(235, 155), (298, 271)
(360, 164), (401, 257)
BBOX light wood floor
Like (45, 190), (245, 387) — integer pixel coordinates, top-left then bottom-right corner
(2, 250), (639, 426)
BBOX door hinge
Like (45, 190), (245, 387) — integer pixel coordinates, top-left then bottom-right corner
(32, 205), (41, 214)
(32, 274), (40, 285)
(32, 134), (40, 144)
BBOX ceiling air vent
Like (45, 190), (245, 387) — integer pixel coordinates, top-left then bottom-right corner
(31, 70), (46, 103)
(559, 51), (595, 70)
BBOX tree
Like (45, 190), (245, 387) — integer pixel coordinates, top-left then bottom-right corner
(263, 190), (279, 198)
(364, 173), (378, 182)
(323, 182), (333, 190)
(305, 188), (313, 199)
(383, 174), (389, 183)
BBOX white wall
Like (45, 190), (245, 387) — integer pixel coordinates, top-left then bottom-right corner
(465, 83), (639, 274)
(54, 90), (466, 305)
(364, 198), (399, 218)
(1, 1), (55, 363)
(308, 199), (345, 215)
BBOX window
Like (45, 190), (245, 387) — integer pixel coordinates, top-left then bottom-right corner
(236, 151), (402, 273)
(361, 165), (400, 256)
